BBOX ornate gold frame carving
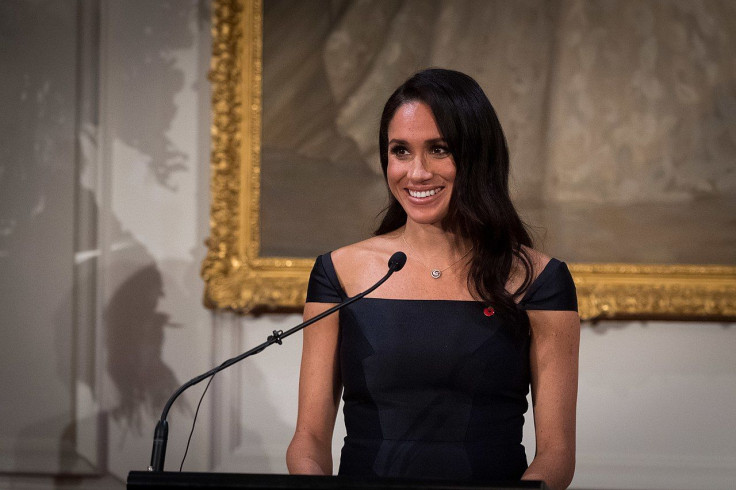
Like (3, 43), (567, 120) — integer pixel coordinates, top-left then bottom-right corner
(201, 0), (736, 320)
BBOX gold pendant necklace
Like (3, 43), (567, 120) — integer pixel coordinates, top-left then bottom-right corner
(401, 234), (473, 279)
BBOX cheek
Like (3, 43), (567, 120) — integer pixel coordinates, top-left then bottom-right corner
(386, 162), (408, 202)
(444, 159), (457, 184)
(447, 169), (456, 186)
(386, 160), (403, 188)
(449, 158), (457, 182)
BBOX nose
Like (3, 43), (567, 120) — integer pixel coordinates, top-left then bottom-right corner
(407, 154), (433, 182)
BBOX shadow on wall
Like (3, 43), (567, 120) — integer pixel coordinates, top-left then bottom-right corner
(105, 0), (202, 190)
(7, 187), (186, 485)
(104, 263), (183, 430)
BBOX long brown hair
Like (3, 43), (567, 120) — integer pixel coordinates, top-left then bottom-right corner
(375, 68), (534, 325)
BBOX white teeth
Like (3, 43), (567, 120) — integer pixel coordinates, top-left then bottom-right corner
(409, 188), (440, 198)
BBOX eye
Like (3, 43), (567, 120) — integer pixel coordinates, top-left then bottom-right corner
(389, 145), (411, 159)
(430, 145), (450, 158)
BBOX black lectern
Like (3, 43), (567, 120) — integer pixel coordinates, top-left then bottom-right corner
(127, 472), (548, 490)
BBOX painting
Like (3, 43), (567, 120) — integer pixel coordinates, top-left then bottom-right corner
(202, 0), (736, 319)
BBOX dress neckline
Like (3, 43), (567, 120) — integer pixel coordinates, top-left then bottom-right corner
(324, 252), (560, 304)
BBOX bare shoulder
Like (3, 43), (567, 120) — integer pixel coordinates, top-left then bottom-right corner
(522, 246), (552, 279)
(331, 232), (403, 296)
(508, 246), (552, 298)
(331, 233), (399, 268)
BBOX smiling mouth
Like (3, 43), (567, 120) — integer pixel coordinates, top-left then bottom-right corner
(407, 187), (444, 198)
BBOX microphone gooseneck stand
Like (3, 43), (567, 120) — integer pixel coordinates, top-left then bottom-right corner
(148, 251), (407, 472)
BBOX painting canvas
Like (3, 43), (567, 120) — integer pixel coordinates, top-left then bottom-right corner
(259, 0), (736, 265)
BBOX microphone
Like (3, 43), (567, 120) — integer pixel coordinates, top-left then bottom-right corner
(388, 251), (407, 272)
(148, 251), (406, 472)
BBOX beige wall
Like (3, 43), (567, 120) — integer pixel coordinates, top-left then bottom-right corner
(0, 0), (213, 487)
(0, 1), (734, 489)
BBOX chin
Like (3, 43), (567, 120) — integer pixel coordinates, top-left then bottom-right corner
(404, 211), (449, 226)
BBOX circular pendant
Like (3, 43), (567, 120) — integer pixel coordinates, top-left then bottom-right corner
(431, 269), (442, 279)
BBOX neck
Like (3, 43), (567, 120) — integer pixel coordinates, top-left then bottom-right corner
(401, 221), (471, 261)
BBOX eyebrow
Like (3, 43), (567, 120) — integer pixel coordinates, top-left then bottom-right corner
(388, 137), (447, 145)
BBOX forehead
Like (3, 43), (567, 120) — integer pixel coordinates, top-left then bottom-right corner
(388, 101), (443, 139)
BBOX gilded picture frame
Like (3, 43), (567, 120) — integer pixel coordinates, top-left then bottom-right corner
(201, 0), (736, 320)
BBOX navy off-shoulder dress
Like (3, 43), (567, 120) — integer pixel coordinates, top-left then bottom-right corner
(306, 252), (577, 481)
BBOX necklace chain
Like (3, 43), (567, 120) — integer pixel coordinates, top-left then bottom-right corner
(401, 233), (473, 279)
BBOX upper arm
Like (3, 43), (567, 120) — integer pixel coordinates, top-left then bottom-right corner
(294, 302), (343, 443)
(527, 309), (580, 455)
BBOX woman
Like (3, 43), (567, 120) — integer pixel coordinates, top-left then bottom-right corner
(286, 68), (579, 489)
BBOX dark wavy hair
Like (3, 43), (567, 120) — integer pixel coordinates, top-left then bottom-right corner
(375, 68), (534, 322)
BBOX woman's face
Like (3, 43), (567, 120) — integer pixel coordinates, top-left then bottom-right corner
(386, 101), (456, 226)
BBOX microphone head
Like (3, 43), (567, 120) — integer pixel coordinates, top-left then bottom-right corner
(388, 251), (407, 271)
